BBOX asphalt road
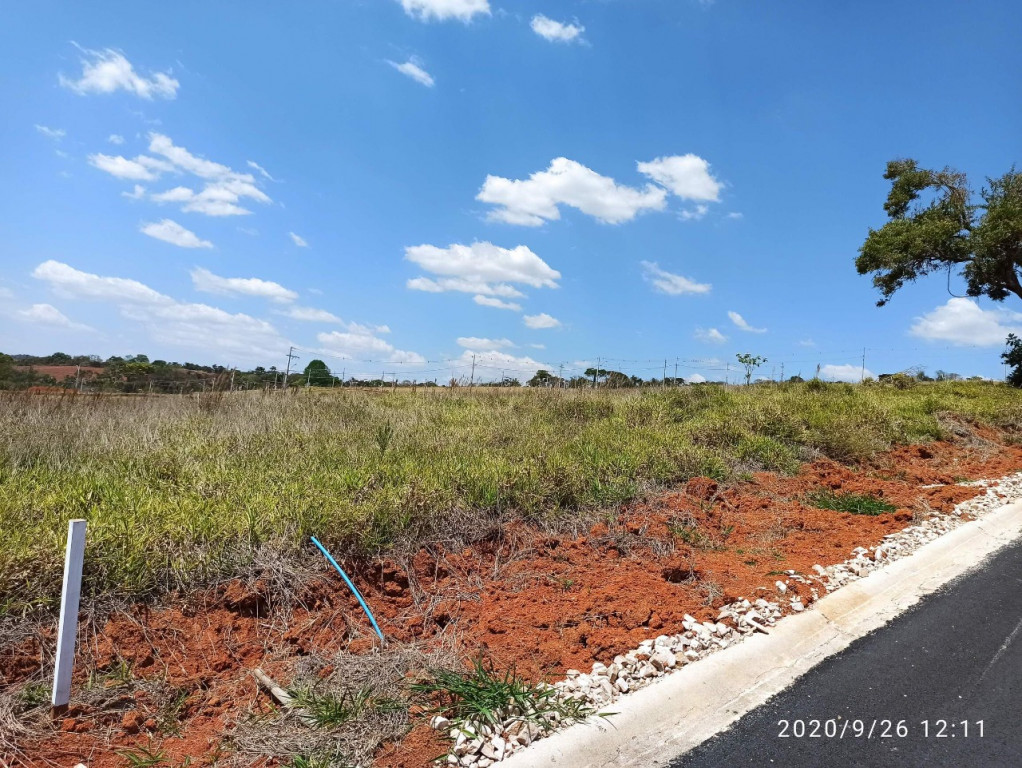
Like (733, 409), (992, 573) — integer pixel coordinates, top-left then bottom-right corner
(670, 539), (1022, 768)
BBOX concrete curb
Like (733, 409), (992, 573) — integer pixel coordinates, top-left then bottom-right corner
(501, 499), (1022, 768)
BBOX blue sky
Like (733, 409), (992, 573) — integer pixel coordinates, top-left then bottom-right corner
(2, 0), (1021, 383)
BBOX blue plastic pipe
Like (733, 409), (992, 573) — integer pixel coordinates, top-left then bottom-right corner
(310, 536), (385, 644)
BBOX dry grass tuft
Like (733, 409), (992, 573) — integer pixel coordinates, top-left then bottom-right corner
(231, 642), (458, 767)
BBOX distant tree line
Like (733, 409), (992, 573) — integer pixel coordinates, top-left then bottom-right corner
(0, 351), (1012, 393)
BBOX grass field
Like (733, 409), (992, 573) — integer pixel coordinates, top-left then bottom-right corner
(2, 381), (1020, 615)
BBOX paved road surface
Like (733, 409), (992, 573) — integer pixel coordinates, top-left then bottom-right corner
(670, 539), (1022, 768)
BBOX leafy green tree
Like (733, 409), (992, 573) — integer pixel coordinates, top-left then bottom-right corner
(736, 353), (766, 385)
(528, 369), (554, 387)
(856, 160), (1022, 305)
(302, 359), (332, 386)
(1003, 334), (1022, 387)
(0, 353), (14, 387)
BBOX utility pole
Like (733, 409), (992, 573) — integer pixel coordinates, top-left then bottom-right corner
(781, 362), (785, 382)
(341, 368), (345, 387)
(283, 347), (298, 390)
(861, 347), (867, 382)
(74, 365), (81, 393)
(229, 368), (236, 392)
(674, 358), (679, 387)
(558, 363), (564, 388)
(663, 359), (668, 388)
(593, 357), (600, 388)
(725, 362), (730, 386)
(470, 354), (476, 387)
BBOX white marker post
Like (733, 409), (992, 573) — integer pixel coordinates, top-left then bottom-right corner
(51, 519), (86, 715)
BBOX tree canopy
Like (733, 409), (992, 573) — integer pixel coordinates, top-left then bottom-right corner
(736, 353), (766, 385)
(1003, 335), (1022, 388)
(302, 359), (333, 386)
(856, 159), (1022, 306)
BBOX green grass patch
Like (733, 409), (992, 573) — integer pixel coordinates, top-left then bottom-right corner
(410, 657), (595, 734)
(0, 381), (1019, 612)
(807, 490), (898, 516)
(288, 686), (404, 729)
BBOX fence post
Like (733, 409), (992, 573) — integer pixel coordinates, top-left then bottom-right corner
(51, 519), (86, 715)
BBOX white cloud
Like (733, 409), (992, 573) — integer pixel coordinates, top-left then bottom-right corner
(726, 212), (743, 220)
(398, 0), (490, 22)
(529, 343), (546, 349)
(641, 261), (711, 295)
(530, 15), (585, 43)
(281, 307), (343, 323)
(728, 310), (766, 333)
(31, 261), (287, 363)
(289, 232), (309, 247)
(910, 298), (1022, 346)
(138, 303), (285, 362)
(456, 349), (549, 381)
(88, 153), (171, 181)
(16, 303), (92, 331)
(406, 242), (560, 302)
(408, 277), (525, 298)
(247, 160), (275, 181)
(191, 267), (297, 303)
(35, 125), (65, 141)
(32, 260), (171, 304)
(108, 134), (125, 145)
(695, 328), (728, 344)
(148, 133), (233, 179)
(687, 373), (707, 383)
(318, 328), (425, 364)
(524, 313), (561, 329)
(59, 46), (179, 99)
(144, 133), (271, 216)
(478, 158), (667, 226)
(474, 295), (522, 311)
(799, 338), (816, 347)
(0, 287), (13, 300)
(388, 58), (435, 87)
(141, 219), (213, 249)
(680, 204), (709, 221)
(457, 336), (514, 350)
(820, 364), (874, 383)
(636, 154), (722, 202)
(122, 184), (146, 200)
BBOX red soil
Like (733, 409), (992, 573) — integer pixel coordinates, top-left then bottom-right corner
(7, 431), (1022, 768)
(14, 366), (103, 380)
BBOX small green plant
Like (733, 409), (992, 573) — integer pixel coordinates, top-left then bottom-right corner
(410, 657), (597, 735)
(289, 756), (346, 768)
(88, 656), (135, 691)
(807, 490), (897, 516)
(17, 682), (49, 711)
(116, 745), (168, 768)
(547, 574), (575, 592)
(156, 688), (190, 735)
(288, 686), (403, 729)
(374, 420), (394, 454)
